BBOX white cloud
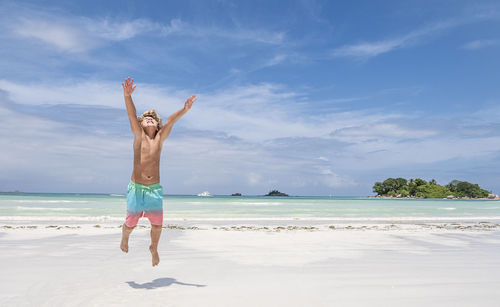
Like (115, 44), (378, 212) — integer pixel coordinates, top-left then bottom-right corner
(2, 5), (284, 53)
(88, 18), (161, 41)
(13, 18), (95, 53)
(0, 77), (385, 194)
(1, 77), (500, 194)
(0, 103), (133, 189)
(331, 12), (500, 59)
(462, 39), (499, 50)
(0, 78), (402, 142)
(0, 79), (122, 107)
(469, 104), (500, 123)
(319, 169), (356, 188)
(330, 123), (438, 142)
(9, 14), (159, 53)
(341, 136), (500, 172)
(159, 18), (285, 44)
(332, 39), (403, 58)
(263, 54), (287, 67)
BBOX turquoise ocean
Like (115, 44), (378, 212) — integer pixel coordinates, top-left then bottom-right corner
(1, 192), (500, 222)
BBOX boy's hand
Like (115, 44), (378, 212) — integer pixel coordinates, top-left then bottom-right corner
(184, 94), (197, 111)
(122, 77), (136, 97)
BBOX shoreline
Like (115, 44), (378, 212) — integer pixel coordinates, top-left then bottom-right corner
(2, 215), (500, 223)
(2, 217), (500, 233)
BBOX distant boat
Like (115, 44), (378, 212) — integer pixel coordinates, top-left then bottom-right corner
(197, 191), (211, 197)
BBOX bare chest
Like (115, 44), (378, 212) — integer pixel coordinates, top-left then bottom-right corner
(140, 138), (162, 157)
(133, 133), (162, 162)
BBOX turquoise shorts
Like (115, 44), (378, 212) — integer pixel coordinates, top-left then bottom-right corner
(125, 180), (163, 227)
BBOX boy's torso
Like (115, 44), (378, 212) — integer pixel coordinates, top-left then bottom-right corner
(131, 130), (163, 185)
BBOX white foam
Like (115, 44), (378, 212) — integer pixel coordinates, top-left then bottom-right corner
(13, 200), (90, 203)
(238, 202), (284, 206)
(1, 215), (500, 222)
(0, 216), (119, 222)
(15, 206), (91, 211)
(186, 201), (284, 206)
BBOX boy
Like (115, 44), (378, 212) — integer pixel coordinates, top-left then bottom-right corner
(120, 77), (197, 266)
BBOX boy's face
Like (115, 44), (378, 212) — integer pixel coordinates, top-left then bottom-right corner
(141, 116), (158, 129)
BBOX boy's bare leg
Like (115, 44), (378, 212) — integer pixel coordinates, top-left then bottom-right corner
(120, 224), (134, 253)
(149, 225), (162, 266)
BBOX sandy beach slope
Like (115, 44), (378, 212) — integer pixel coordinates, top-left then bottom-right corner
(1, 221), (500, 307)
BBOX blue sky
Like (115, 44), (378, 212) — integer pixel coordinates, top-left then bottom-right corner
(1, 0), (499, 195)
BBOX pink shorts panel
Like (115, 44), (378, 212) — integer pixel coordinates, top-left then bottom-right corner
(144, 211), (163, 226)
(125, 211), (163, 227)
(125, 211), (142, 228)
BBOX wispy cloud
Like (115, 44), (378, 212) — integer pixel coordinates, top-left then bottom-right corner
(332, 39), (403, 58)
(2, 4), (285, 54)
(262, 54), (288, 67)
(13, 18), (95, 53)
(9, 14), (160, 53)
(159, 18), (285, 45)
(462, 39), (500, 50)
(331, 20), (458, 58)
(330, 123), (438, 142)
(331, 10), (500, 59)
(0, 79), (126, 107)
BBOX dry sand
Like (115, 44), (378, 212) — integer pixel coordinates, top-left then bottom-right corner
(1, 220), (500, 306)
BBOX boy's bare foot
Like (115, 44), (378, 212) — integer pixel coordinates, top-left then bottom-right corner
(150, 245), (160, 266)
(121, 224), (132, 253)
(120, 237), (129, 253)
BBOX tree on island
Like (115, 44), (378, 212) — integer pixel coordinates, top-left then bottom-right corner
(265, 190), (289, 196)
(373, 178), (490, 198)
(446, 180), (489, 198)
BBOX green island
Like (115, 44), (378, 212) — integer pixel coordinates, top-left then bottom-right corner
(265, 190), (289, 196)
(372, 178), (498, 199)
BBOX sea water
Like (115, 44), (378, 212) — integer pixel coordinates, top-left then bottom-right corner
(1, 192), (500, 222)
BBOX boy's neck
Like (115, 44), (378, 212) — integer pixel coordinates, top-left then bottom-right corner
(144, 127), (157, 139)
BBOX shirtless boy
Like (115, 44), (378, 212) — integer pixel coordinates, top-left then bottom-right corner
(120, 77), (197, 266)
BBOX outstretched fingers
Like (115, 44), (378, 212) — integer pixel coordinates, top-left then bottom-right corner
(122, 77), (135, 91)
(124, 77), (134, 87)
(184, 95), (196, 109)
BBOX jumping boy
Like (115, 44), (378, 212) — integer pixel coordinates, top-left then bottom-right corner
(120, 77), (197, 266)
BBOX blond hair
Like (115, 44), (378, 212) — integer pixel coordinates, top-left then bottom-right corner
(138, 109), (163, 130)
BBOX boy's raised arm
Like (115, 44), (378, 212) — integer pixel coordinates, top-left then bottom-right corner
(122, 77), (142, 137)
(159, 94), (197, 143)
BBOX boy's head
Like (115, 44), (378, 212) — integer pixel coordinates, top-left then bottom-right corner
(138, 109), (163, 131)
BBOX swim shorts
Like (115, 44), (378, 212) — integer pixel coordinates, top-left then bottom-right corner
(125, 180), (163, 227)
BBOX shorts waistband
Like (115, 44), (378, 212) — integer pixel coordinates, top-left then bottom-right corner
(128, 180), (162, 190)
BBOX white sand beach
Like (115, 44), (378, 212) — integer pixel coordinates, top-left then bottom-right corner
(1, 220), (500, 307)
